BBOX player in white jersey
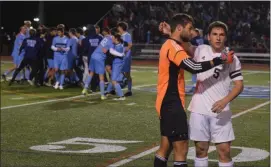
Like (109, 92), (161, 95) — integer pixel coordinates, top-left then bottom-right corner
(187, 21), (244, 167)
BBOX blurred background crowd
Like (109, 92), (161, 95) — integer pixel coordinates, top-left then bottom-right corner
(105, 1), (270, 52)
(1, 1), (270, 54)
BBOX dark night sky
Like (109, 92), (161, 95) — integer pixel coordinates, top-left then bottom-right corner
(1, 1), (115, 33)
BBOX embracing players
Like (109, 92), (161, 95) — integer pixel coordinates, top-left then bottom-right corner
(155, 14), (234, 167)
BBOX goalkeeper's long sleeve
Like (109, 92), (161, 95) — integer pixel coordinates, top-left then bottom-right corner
(179, 57), (222, 74)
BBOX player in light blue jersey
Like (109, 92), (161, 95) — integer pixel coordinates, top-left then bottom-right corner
(67, 28), (80, 84)
(82, 31), (113, 100)
(76, 27), (85, 46)
(51, 28), (70, 90)
(117, 22), (133, 97)
(82, 29), (124, 100)
(105, 32), (126, 100)
(2, 26), (27, 82)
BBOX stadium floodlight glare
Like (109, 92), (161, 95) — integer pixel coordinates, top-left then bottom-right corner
(30, 26), (33, 29)
(33, 18), (40, 22)
(83, 26), (87, 31)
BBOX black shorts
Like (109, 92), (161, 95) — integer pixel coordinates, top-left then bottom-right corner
(160, 100), (189, 142)
(105, 56), (113, 66)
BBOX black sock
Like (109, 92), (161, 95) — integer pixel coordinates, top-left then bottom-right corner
(11, 70), (20, 82)
(174, 161), (187, 167)
(154, 154), (167, 167)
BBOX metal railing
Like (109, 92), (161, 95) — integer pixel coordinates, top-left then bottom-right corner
(131, 44), (270, 63)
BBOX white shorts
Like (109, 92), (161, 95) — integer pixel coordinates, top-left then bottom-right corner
(189, 112), (235, 143)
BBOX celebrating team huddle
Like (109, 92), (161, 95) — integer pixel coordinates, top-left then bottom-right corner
(3, 21), (133, 101)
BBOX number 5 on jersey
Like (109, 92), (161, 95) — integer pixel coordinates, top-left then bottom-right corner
(213, 68), (221, 79)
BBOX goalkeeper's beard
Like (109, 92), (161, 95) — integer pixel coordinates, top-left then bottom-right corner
(180, 33), (190, 42)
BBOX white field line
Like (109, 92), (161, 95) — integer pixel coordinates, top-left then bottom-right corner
(0, 84), (156, 110)
(126, 103), (137, 106)
(107, 101), (270, 167)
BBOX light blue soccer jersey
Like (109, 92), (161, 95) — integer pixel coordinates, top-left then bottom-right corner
(91, 35), (114, 61)
(78, 35), (85, 43)
(113, 43), (124, 64)
(121, 32), (132, 56)
(68, 36), (78, 58)
(11, 33), (26, 58)
(52, 36), (70, 56)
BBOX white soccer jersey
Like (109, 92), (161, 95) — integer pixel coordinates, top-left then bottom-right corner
(187, 45), (243, 117)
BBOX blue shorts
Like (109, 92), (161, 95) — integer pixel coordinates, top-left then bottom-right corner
(122, 55), (131, 73)
(89, 57), (105, 75)
(54, 55), (68, 70)
(112, 62), (123, 81)
(67, 56), (75, 69)
(47, 59), (54, 68)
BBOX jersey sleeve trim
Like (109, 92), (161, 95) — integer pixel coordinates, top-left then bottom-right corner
(230, 73), (242, 80)
(229, 70), (242, 79)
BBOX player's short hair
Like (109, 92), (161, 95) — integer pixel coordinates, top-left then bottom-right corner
(208, 21), (228, 35)
(169, 13), (194, 33)
(117, 22), (128, 31)
(102, 27), (111, 34)
(29, 29), (36, 37)
(57, 24), (65, 29)
(95, 25), (100, 29)
(50, 27), (57, 32)
(69, 28), (76, 35)
(194, 28), (200, 34)
(112, 32), (123, 43)
(76, 27), (83, 34)
(20, 26), (25, 31)
(24, 20), (31, 25)
(57, 27), (64, 33)
(38, 28), (47, 35)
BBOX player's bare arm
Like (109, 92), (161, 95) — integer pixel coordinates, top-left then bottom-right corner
(125, 43), (132, 53)
(212, 80), (244, 113)
(102, 47), (108, 53)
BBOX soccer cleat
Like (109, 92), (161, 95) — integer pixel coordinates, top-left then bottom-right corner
(27, 80), (34, 86)
(2, 74), (7, 82)
(59, 86), (64, 90)
(113, 96), (126, 101)
(82, 88), (88, 96)
(101, 95), (107, 100)
(44, 82), (52, 87)
(124, 91), (132, 97)
(110, 90), (116, 95)
(77, 81), (84, 88)
(53, 82), (59, 89)
(104, 92), (110, 97)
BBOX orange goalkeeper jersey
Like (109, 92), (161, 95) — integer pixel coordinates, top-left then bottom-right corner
(156, 39), (190, 116)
